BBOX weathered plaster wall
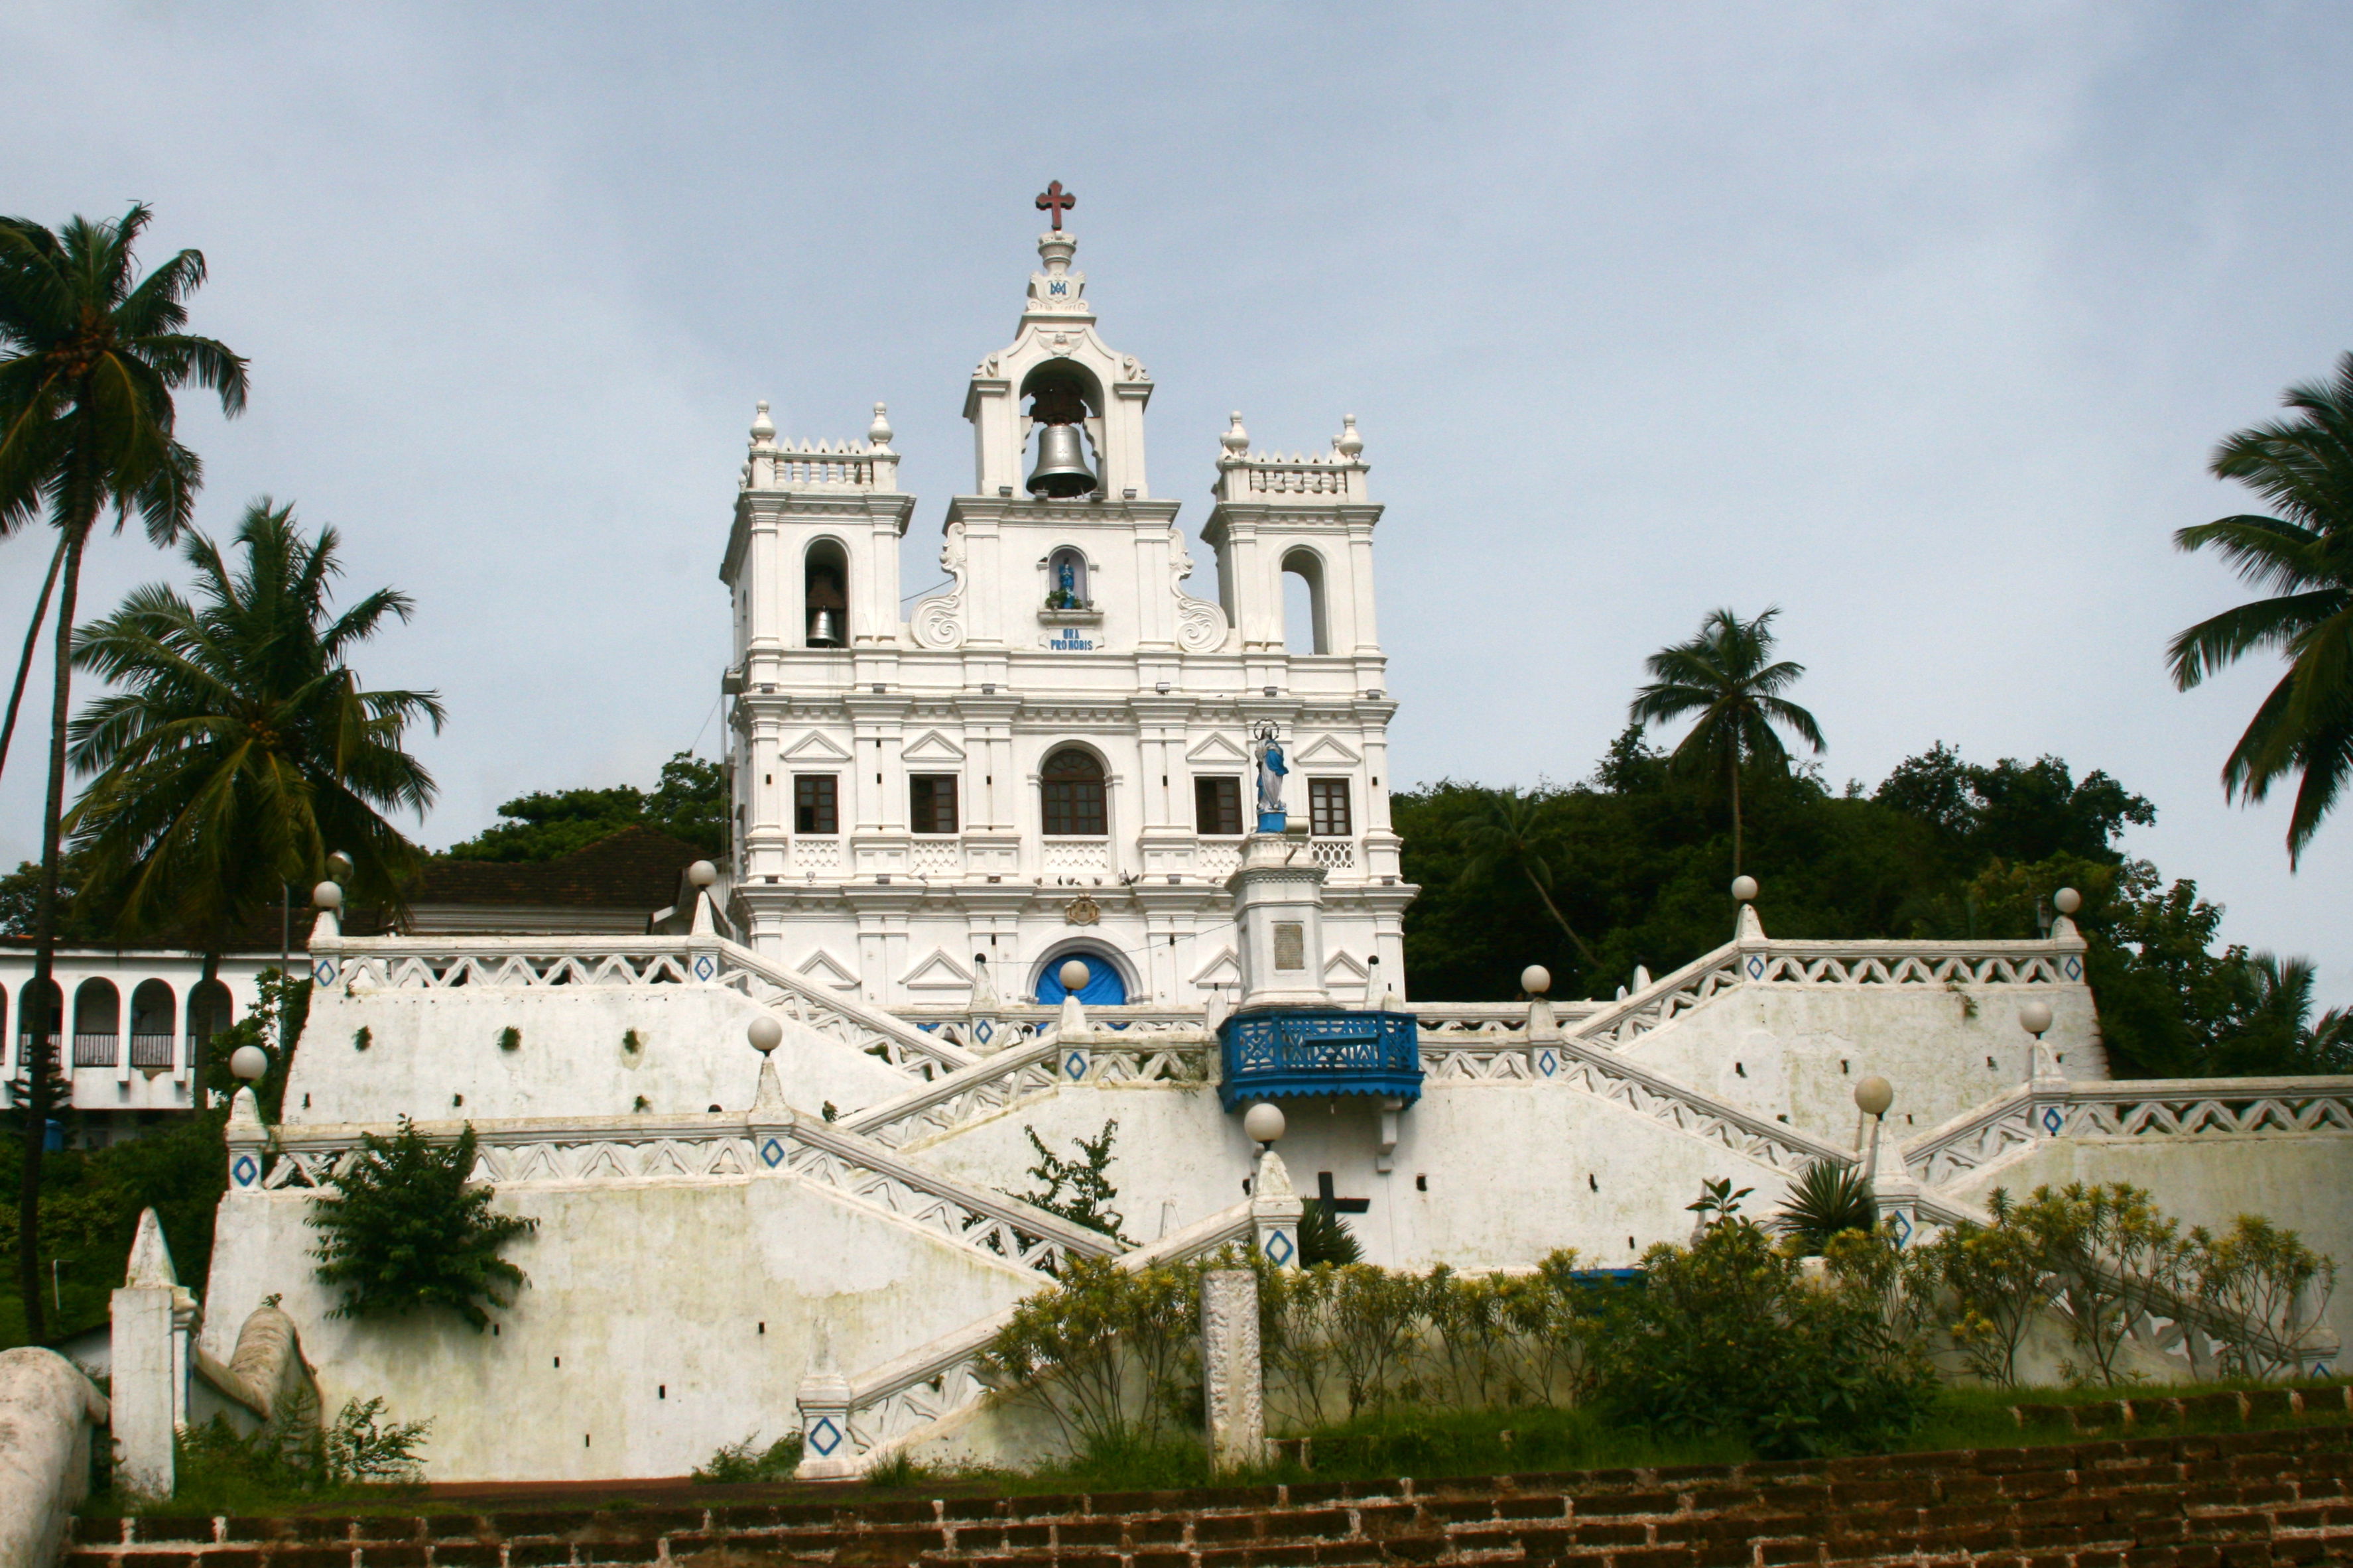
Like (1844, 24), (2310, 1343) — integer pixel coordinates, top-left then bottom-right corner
(200, 1174), (1043, 1482)
(1623, 981), (2104, 1148)
(294, 985), (911, 1126)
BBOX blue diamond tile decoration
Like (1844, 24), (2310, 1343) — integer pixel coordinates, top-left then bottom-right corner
(1064, 1052), (1086, 1081)
(761, 1138), (787, 1168)
(312, 957), (337, 987)
(2065, 957), (2082, 981)
(1746, 955), (1766, 980)
(1890, 1211), (1913, 1247)
(807, 1416), (842, 1456)
(2043, 1106), (2065, 1135)
(1264, 1229), (1295, 1266)
(232, 1154), (259, 1188)
(693, 953), (718, 983)
(1537, 1050), (1557, 1077)
(974, 1020), (994, 1046)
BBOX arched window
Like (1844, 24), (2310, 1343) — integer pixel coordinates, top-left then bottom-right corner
(1281, 548), (1329, 655)
(804, 539), (848, 648)
(130, 979), (178, 1071)
(1045, 546), (1090, 609)
(1040, 747), (1107, 837)
(188, 979), (234, 1052)
(1034, 948), (1128, 1006)
(74, 978), (121, 1067)
(18, 978), (60, 1060)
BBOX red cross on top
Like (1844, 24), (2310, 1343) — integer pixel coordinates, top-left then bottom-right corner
(1035, 180), (1076, 231)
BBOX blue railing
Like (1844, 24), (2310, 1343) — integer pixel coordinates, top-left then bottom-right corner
(1217, 1007), (1423, 1111)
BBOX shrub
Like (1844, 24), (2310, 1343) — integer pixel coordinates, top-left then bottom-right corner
(1773, 1161), (1875, 1253)
(978, 1254), (1204, 1456)
(309, 1119), (538, 1330)
(692, 1431), (801, 1483)
(1016, 1118), (1132, 1244)
(1297, 1199), (1361, 1266)
(2188, 1215), (2339, 1378)
(1590, 1206), (1937, 1458)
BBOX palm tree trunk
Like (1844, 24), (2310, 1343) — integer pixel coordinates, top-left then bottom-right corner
(0, 534), (66, 787)
(17, 526), (86, 1343)
(1521, 869), (1601, 968)
(192, 949), (220, 1109)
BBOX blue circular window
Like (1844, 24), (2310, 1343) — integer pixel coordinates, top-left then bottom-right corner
(1034, 950), (1127, 1005)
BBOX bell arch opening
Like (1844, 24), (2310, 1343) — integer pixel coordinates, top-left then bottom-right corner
(1281, 548), (1330, 655)
(804, 538), (849, 648)
(1021, 361), (1104, 499)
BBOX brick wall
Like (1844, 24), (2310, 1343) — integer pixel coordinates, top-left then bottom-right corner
(72, 1422), (2353, 1568)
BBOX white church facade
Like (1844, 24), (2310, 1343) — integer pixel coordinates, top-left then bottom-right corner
(164, 202), (2353, 1490)
(718, 219), (1409, 1013)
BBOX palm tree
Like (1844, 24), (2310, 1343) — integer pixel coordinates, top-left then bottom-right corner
(2232, 951), (2352, 1076)
(65, 500), (444, 1064)
(0, 204), (246, 1337)
(1629, 607), (1825, 876)
(2167, 353), (2353, 868)
(1456, 788), (1600, 969)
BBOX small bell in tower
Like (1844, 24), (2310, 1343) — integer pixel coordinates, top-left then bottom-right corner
(1024, 380), (1097, 499)
(805, 564), (848, 648)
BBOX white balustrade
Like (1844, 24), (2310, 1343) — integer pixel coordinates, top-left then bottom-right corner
(1310, 838), (1356, 871)
(1042, 839), (1110, 873)
(793, 837), (842, 873)
(1194, 841), (1242, 878)
(911, 839), (964, 876)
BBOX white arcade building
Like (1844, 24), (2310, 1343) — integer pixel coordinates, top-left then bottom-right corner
(719, 213), (1409, 1014)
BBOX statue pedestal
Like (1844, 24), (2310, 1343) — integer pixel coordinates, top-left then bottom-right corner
(1225, 833), (1330, 1010)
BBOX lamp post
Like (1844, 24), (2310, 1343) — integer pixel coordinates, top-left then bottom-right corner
(1853, 1075), (1893, 1183)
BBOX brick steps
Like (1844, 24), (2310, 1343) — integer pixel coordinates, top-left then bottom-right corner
(72, 1423), (2353, 1568)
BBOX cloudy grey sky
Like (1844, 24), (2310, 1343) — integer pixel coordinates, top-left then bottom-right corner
(5, 3), (2349, 999)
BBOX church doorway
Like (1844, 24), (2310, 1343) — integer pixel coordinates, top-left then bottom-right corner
(1033, 946), (1128, 1006)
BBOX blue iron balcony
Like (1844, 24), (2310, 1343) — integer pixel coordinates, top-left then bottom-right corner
(1216, 1006), (1422, 1112)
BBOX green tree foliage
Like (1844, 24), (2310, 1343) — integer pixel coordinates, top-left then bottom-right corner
(442, 751), (726, 861)
(64, 501), (442, 947)
(1771, 1162), (1876, 1254)
(2168, 352), (2353, 866)
(0, 204), (247, 1341)
(0, 847), (113, 941)
(1629, 606), (1826, 875)
(1395, 736), (2321, 1078)
(308, 1120), (537, 1331)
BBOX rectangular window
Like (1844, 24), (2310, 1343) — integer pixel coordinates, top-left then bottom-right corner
(794, 774), (838, 835)
(1194, 776), (1243, 835)
(1309, 778), (1352, 837)
(910, 774), (959, 835)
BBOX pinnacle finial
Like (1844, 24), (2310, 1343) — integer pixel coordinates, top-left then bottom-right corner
(749, 400), (776, 447)
(868, 402), (894, 451)
(1335, 414), (1363, 459)
(1222, 412), (1249, 455)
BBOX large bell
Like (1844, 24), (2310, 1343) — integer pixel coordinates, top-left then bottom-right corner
(806, 607), (844, 648)
(1027, 422), (1097, 499)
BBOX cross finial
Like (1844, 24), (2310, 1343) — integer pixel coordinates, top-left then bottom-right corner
(1035, 180), (1076, 231)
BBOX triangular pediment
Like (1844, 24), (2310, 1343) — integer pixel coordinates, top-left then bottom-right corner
(902, 729), (968, 765)
(783, 731), (854, 762)
(1323, 949), (1370, 983)
(796, 948), (861, 991)
(1294, 735), (1362, 767)
(1190, 946), (1242, 987)
(1186, 733), (1252, 765)
(902, 947), (976, 991)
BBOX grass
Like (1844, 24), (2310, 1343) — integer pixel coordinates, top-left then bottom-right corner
(80, 1378), (2353, 1519)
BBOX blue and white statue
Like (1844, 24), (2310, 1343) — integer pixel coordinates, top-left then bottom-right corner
(1256, 737), (1288, 832)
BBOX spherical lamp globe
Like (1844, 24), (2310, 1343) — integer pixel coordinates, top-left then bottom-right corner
(312, 880), (344, 910)
(1058, 958), (1092, 993)
(2019, 1000), (2054, 1038)
(326, 851), (355, 881)
(1243, 1102), (1286, 1146)
(747, 1016), (783, 1055)
(2053, 887), (2082, 916)
(1521, 965), (1551, 996)
(229, 1044), (271, 1083)
(688, 861), (719, 888)
(1853, 1075), (1894, 1118)
(1730, 875), (1759, 904)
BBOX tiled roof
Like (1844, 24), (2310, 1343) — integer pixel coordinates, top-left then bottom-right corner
(410, 826), (705, 912)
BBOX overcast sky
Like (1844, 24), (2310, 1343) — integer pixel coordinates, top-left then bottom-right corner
(5, 3), (2348, 1000)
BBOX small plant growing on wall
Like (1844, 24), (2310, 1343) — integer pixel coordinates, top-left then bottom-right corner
(622, 1029), (643, 1055)
(498, 1026), (521, 1052)
(310, 1118), (539, 1330)
(1017, 1118), (1133, 1244)
(352, 1026), (372, 1052)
